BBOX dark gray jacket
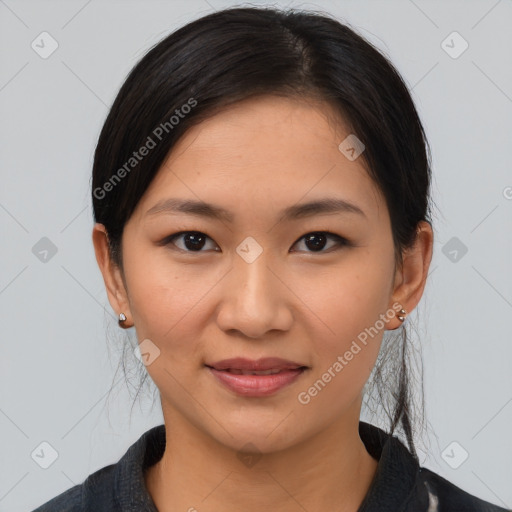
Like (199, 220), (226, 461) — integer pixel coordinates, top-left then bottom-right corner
(31, 422), (510, 511)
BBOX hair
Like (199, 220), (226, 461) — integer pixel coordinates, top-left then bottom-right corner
(92, 6), (433, 462)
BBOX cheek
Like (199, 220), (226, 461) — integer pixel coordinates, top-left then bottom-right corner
(309, 252), (394, 349)
(300, 250), (394, 409)
(122, 245), (204, 344)
(298, 286), (388, 418)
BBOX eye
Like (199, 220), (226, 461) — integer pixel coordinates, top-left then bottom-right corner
(291, 231), (349, 253)
(162, 231), (219, 252)
(161, 231), (349, 253)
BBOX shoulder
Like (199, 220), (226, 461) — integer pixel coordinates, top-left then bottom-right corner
(29, 424), (165, 512)
(411, 466), (510, 512)
(30, 463), (117, 512)
(358, 421), (509, 512)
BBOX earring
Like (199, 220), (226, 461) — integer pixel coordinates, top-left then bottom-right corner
(397, 308), (407, 322)
(118, 312), (127, 326)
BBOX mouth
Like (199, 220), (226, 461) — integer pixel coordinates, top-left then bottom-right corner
(205, 357), (309, 397)
(209, 367), (299, 375)
(206, 356), (307, 372)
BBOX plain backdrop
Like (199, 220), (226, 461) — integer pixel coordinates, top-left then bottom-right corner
(1, 0), (511, 510)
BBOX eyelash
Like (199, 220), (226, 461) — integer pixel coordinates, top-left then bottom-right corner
(160, 230), (351, 254)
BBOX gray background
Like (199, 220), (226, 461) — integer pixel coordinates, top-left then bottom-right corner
(1, 0), (511, 510)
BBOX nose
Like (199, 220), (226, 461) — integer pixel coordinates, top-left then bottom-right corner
(215, 247), (293, 339)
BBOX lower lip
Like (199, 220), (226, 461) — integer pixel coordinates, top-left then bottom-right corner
(207, 367), (306, 397)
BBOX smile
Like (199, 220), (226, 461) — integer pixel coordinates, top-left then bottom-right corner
(206, 365), (307, 397)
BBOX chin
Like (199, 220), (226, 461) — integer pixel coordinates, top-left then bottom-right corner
(208, 417), (308, 455)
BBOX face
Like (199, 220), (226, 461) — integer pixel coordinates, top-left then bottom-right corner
(104, 95), (406, 453)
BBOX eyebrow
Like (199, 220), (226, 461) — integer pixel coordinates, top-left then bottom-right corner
(145, 197), (366, 222)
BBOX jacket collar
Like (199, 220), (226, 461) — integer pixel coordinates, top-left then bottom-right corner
(113, 421), (420, 511)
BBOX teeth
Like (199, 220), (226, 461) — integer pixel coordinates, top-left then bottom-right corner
(224, 368), (285, 375)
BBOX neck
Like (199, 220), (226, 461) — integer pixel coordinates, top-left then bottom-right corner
(145, 403), (378, 512)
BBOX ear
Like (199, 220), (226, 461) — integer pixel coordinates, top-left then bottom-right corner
(387, 221), (433, 329)
(92, 223), (133, 327)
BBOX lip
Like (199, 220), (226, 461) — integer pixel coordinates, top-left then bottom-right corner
(207, 366), (306, 397)
(207, 357), (306, 371)
(205, 357), (308, 397)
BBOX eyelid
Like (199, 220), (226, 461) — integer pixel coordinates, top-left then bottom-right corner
(290, 231), (350, 250)
(159, 230), (351, 253)
(158, 231), (217, 250)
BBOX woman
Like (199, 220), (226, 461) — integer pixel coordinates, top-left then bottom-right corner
(32, 6), (509, 511)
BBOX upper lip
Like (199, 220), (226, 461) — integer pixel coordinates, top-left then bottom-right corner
(206, 357), (307, 371)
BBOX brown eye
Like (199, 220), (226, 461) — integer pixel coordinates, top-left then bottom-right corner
(161, 230), (349, 254)
(163, 231), (218, 252)
(292, 232), (349, 253)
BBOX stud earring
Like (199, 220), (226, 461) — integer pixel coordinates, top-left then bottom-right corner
(397, 308), (407, 322)
(118, 312), (127, 326)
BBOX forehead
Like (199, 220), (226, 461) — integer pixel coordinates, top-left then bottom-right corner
(170, 95), (350, 163)
(134, 95), (386, 224)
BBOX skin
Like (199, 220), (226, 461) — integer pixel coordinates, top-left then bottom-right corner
(93, 94), (433, 512)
